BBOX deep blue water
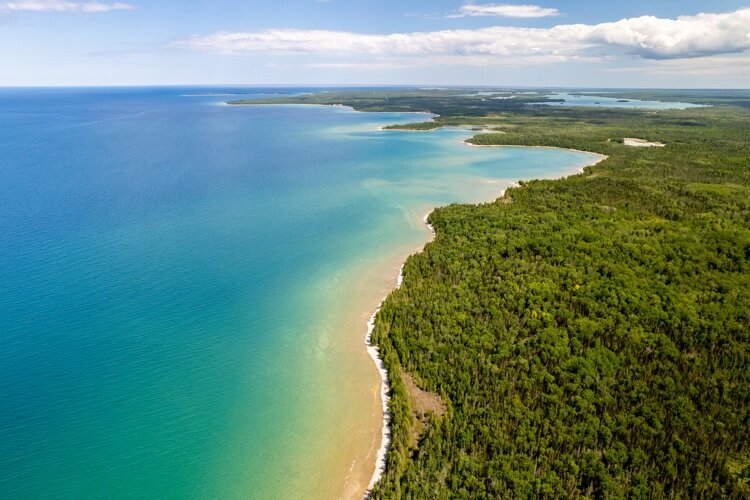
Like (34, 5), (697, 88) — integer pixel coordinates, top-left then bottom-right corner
(0, 87), (600, 498)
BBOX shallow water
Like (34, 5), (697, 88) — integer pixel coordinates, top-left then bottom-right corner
(0, 87), (601, 498)
(540, 92), (706, 109)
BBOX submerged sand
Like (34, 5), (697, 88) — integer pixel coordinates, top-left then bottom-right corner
(320, 225), (434, 499)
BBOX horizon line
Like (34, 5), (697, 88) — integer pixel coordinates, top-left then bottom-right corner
(1, 84), (749, 90)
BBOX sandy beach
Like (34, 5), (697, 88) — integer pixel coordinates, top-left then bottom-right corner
(362, 211), (437, 496)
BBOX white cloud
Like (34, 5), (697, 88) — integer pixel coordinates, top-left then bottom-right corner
(586, 10), (750, 59)
(0, 0), (134, 12)
(451, 3), (559, 18)
(176, 8), (750, 62)
(177, 27), (591, 59)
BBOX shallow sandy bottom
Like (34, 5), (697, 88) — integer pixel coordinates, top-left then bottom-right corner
(323, 215), (435, 499)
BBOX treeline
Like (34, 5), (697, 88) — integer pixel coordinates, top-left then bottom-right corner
(229, 91), (561, 117)
(370, 104), (750, 498)
(383, 122), (443, 131)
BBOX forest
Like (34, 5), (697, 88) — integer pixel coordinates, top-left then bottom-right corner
(243, 91), (750, 498)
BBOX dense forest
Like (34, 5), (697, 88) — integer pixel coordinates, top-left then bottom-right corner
(229, 88), (561, 116)
(244, 92), (750, 497)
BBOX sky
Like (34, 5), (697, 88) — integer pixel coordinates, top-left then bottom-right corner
(1, 0), (749, 87)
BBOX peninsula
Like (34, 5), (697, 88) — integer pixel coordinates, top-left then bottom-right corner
(236, 88), (750, 497)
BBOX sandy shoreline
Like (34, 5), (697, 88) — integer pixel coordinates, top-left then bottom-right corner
(464, 140), (609, 162)
(363, 213), (436, 496)
(363, 271), (397, 493)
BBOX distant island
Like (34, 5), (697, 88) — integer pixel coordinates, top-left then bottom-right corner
(235, 88), (750, 498)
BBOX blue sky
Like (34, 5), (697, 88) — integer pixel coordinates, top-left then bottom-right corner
(1, 1), (749, 86)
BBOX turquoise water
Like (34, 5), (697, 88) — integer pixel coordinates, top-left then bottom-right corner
(540, 92), (706, 109)
(454, 90), (703, 109)
(0, 87), (600, 498)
